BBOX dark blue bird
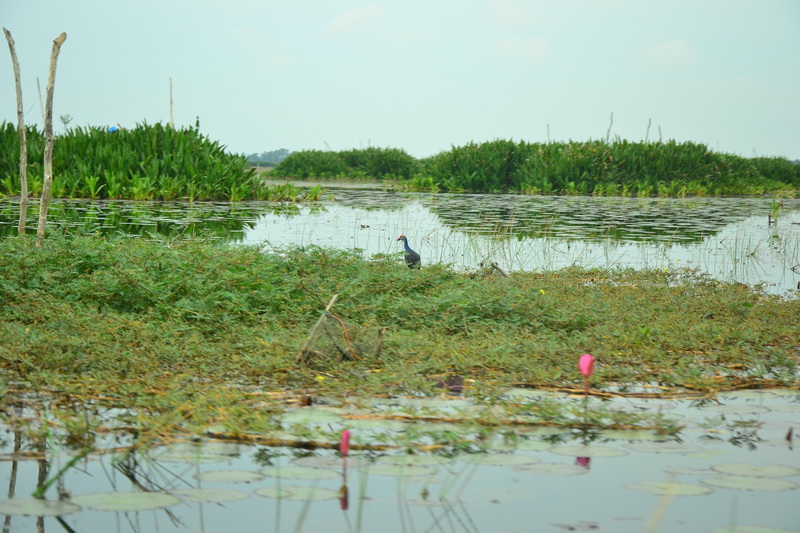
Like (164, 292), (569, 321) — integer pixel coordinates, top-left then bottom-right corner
(397, 235), (421, 269)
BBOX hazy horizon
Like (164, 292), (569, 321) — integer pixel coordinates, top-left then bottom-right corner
(2, 1), (798, 160)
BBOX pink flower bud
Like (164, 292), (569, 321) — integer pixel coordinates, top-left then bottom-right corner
(579, 353), (595, 378)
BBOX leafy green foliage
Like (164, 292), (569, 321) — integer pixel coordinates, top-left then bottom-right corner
(1, 235), (797, 403)
(415, 139), (799, 195)
(0, 122), (309, 201)
(272, 147), (420, 180)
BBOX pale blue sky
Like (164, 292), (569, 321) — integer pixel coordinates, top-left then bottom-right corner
(2, 0), (798, 159)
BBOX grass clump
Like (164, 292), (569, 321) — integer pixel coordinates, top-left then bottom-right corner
(0, 235), (797, 437)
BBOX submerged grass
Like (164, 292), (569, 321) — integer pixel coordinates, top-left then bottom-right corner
(0, 234), (797, 442)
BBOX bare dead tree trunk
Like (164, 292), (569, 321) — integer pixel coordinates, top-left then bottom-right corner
(3, 28), (29, 236)
(36, 32), (67, 247)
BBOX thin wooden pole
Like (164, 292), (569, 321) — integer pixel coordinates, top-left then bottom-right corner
(297, 294), (339, 365)
(36, 32), (67, 247)
(169, 77), (174, 129)
(2, 28), (28, 236)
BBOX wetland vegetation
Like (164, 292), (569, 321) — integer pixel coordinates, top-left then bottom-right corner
(270, 139), (799, 196)
(0, 122), (323, 202)
(0, 122), (798, 531)
(1, 233), (797, 444)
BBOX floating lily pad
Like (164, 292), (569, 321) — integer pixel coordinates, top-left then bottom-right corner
(293, 456), (368, 470)
(664, 466), (715, 475)
(0, 498), (81, 516)
(503, 388), (563, 400)
(367, 463), (439, 477)
(626, 481), (713, 496)
(280, 408), (344, 425)
(195, 469), (264, 483)
(340, 418), (411, 431)
(260, 466), (340, 480)
(515, 440), (554, 452)
(703, 475), (799, 491)
(374, 454), (452, 467)
(711, 463), (800, 478)
(71, 491), (180, 511)
(625, 441), (701, 454)
(599, 429), (668, 441)
(515, 463), (589, 476)
(150, 442), (242, 464)
(459, 454), (540, 466)
(515, 426), (572, 437)
(549, 445), (629, 458)
(686, 449), (730, 459)
(252, 487), (293, 499)
(170, 488), (250, 503)
(254, 485), (340, 501)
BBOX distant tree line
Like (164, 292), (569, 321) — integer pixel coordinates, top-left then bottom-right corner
(246, 148), (291, 165)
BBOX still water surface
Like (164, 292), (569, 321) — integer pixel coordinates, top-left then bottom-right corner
(1, 190), (799, 295)
(1, 391), (798, 532)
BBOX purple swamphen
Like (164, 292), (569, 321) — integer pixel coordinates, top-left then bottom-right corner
(397, 235), (421, 269)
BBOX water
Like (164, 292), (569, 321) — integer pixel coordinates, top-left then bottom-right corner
(2, 190), (799, 296)
(1, 390), (798, 532)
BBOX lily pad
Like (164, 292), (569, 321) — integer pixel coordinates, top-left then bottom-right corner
(711, 463), (800, 478)
(71, 491), (180, 512)
(280, 408), (344, 425)
(150, 442), (242, 464)
(169, 488), (250, 503)
(459, 454), (541, 466)
(195, 469), (264, 483)
(549, 445), (629, 458)
(260, 466), (340, 480)
(515, 440), (554, 452)
(599, 429), (668, 441)
(686, 449), (730, 459)
(626, 481), (713, 496)
(0, 498), (81, 516)
(254, 485), (340, 501)
(664, 466), (715, 475)
(367, 463), (439, 477)
(515, 463), (589, 476)
(293, 455), (368, 470)
(625, 441), (701, 454)
(702, 475), (799, 491)
(341, 418), (411, 431)
(374, 454), (452, 467)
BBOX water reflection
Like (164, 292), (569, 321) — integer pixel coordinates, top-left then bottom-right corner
(1, 193), (798, 294)
(1, 391), (798, 532)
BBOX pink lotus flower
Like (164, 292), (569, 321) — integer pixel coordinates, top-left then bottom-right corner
(340, 429), (351, 456)
(579, 353), (595, 397)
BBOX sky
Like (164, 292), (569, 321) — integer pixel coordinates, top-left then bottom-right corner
(1, 0), (798, 160)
